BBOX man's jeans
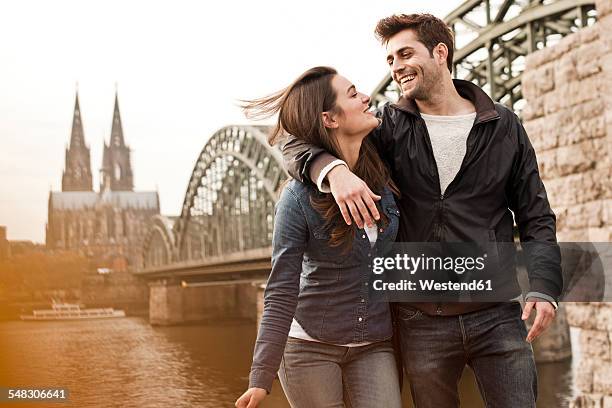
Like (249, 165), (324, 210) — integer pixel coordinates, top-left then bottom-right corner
(278, 338), (402, 408)
(398, 302), (537, 408)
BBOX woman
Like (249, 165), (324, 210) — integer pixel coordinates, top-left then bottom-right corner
(235, 66), (401, 408)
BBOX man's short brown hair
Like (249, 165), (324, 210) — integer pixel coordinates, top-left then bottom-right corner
(375, 13), (454, 73)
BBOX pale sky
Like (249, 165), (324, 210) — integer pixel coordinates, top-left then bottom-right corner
(0, 0), (458, 243)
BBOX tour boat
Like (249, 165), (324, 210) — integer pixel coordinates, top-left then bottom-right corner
(20, 302), (126, 321)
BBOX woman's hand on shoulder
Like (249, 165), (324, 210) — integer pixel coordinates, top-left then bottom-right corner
(235, 387), (267, 408)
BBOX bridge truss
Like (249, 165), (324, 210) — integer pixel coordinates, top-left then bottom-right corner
(142, 126), (288, 268)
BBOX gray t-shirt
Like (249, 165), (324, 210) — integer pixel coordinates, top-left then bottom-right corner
(420, 112), (477, 195)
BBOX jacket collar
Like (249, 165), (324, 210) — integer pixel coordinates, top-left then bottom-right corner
(391, 79), (500, 124)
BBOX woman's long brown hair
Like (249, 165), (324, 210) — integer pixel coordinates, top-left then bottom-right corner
(241, 66), (398, 252)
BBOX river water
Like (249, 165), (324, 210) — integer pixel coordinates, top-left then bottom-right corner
(0, 317), (574, 407)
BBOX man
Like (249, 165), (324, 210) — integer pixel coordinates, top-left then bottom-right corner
(281, 13), (562, 408)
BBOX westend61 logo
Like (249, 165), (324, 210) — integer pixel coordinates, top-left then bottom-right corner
(372, 253), (487, 276)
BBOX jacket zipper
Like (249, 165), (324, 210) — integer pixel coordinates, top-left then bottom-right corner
(433, 193), (444, 241)
(435, 193), (444, 315)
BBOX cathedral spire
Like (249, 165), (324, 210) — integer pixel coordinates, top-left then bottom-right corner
(69, 91), (86, 149)
(62, 90), (93, 191)
(100, 88), (134, 192)
(110, 89), (126, 148)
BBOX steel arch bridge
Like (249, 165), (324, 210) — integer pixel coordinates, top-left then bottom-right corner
(141, 125), (287, 272)
(140, 0), (597, 276)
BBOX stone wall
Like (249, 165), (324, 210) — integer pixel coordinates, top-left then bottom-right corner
(522, 10), (611, 243)
(566, 304), (612, 407)
(522, 0), (612, 406)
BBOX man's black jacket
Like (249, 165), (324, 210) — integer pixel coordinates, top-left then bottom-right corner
(281, 79), (562, 315)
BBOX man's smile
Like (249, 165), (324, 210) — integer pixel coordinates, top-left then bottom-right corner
(398, 73), (416, 85)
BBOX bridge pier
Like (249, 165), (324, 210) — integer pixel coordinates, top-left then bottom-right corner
(149, 279), (184, 325)
(149, 278), (261, 325)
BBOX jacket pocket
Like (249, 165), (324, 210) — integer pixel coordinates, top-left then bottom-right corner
(484, 229), (501, 273)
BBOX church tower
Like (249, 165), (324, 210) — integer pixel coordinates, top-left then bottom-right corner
(100, 91), (134, 191)
(62, 91), (93, 191)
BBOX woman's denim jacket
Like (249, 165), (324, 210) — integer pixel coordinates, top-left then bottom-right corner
(249, 179), (400, 392)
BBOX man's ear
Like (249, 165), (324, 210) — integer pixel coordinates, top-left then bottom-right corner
(434, 43), (448, 66)
(322, 111), (339, 129)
